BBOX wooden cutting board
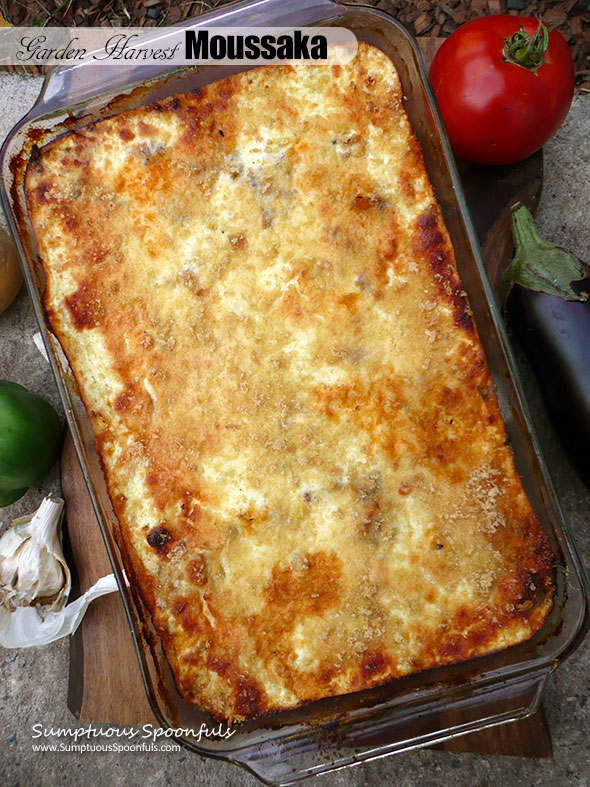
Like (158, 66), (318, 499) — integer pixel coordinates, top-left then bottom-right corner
(62, 37), (550, 756)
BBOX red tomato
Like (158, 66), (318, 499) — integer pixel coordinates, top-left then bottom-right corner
(429, 16), (574, 165)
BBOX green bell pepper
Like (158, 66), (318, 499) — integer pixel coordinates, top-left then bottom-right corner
(0, 380), (62, 506)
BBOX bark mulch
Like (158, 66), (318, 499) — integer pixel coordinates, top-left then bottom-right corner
(1, 0), (588, 89)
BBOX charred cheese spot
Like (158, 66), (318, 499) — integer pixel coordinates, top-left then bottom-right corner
(228, 234), (247, 249)
(65, 282), (104, 329)
(361, 651), (391, 679)
(24, 43), (555, 723)
(207, 654), (230, 677)
(113, 383), (149, 417)
(353, 193), (386, 211)
(415, 211), (474, 333)
(186, 555), (208, 586)
(234, 676), (264, 719)
(118, 127), (135, 142)
(172, 597), (187, 616)
(146, 525), (173, 554)
(264, 551), (342, 616)
(35, 180), (54, 203)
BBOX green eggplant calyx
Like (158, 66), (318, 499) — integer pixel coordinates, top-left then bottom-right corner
(501, 203), (590, 309)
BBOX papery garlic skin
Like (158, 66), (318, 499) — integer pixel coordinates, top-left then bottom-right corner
(0, 495), (70, 613)
(0, 573), (118, 649)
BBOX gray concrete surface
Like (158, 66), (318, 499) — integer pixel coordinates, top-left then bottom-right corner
(0, 73), (588, 786)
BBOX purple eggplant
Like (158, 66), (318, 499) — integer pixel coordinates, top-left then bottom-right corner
(503, 204), (590, 480)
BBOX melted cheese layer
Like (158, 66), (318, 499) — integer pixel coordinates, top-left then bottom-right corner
(25, 44), (554, 722)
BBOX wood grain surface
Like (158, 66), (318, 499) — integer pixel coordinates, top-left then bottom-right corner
(62, 37), (550, 756)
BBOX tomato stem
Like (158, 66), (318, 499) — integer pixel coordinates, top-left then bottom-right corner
(503, 19), (549, 71)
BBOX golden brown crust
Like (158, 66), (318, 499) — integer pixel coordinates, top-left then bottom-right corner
(25, 44), (554, 722)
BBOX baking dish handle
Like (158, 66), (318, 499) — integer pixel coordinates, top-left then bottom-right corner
(26, 0), (349, 122)
(228, 666), (552, 785)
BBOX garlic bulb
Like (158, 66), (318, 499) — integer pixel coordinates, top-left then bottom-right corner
(0, 494), (119, 648)
(0, 494), (70, 612)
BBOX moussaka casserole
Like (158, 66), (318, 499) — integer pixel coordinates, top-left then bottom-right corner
(25, 43), (555, 722)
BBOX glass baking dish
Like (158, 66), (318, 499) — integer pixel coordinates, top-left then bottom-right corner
(1, 0), (588, 783)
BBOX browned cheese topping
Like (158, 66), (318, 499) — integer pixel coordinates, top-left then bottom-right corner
(25, 44), (554, 722)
